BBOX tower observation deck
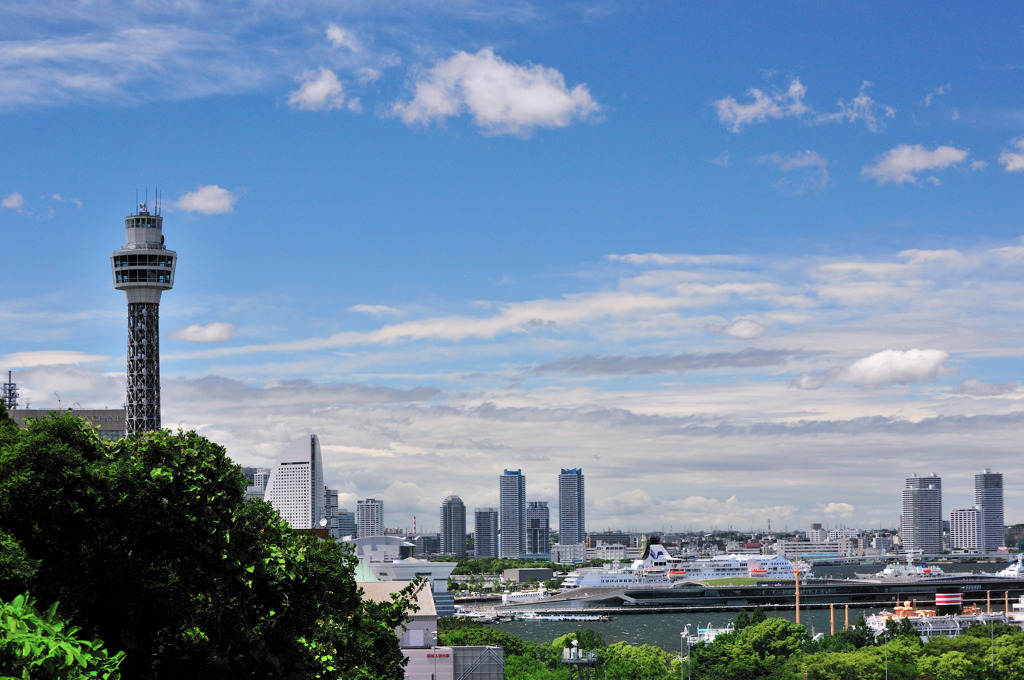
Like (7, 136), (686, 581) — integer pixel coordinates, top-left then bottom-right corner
(110, 201), (176, 435)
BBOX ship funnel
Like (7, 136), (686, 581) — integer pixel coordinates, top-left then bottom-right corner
(935, 587), (963, 615)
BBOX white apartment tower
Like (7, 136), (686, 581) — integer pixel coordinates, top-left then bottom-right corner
(263, 435), (327, 530)
(357, 498), (384, 538)
(499, 469), (526, 558)
(950, 507), (980, 551)
(975, 469), (1004, 552)
(558, 468), (586, 545)
(110, 200), (177, 435)
(901, 473), (942, 554)
(474, 507), (499, 558)
(440, 494), (467, 558)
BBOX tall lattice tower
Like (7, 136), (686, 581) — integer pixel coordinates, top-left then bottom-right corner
(110, 199), (177, 435)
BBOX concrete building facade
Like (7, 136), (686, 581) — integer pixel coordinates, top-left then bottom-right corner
(902, 473), (943, 554)
(263, 435), (327, 530)
(474, 507), (499, 558)
(499, 470), (526, 558)
(558, 468), (586, 546)
(975, 469), (1004, 552)
(358, 498), (384, 538)
(440, 494), (467, 558)
(526, 501), (550, 557)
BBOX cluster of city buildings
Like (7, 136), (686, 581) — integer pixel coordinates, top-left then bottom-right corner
(902, 470), (1005, 554)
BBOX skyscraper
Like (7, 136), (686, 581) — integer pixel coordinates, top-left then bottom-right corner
(263, 435), (327, 530)
(527, 501), (550, 556)
(975, 468), (1004, 552)
(499, 469), (526, 558)
(558, 468), (586, 545)
(901, 473), (942, 554)
(357, 498), (384, 538)
(111, 200), (177, 435)
(474, 507), (499, 558)
(440, 494), (467, 558)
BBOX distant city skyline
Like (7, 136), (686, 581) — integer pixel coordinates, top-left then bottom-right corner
(4, 3), (1024, 530)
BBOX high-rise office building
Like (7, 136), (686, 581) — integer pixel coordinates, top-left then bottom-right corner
(901, 473), (942, 554)
(336, 508), (357, 540)
(950, 507), (980, 551)
(527, 501), (550, 556)
(474, 507), (499, 558)
(357, 498), (384, 538)
(975, 469), (1004, 552)
(263, 435), (327, 530)
(558, 468), (586, 545)
(499, 469), (526, 558)
(110, 200), (177, 435)
(440, 494), (467, 557)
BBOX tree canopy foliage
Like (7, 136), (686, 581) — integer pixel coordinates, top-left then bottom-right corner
(0, 407), (414, 679)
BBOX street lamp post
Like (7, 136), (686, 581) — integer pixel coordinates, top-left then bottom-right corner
(680, 627), (691, 680)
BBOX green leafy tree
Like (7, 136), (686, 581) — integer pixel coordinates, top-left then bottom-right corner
(0, 592), (125, 679)
(601, 641), (679, 680)
(0, 411), (414, 679)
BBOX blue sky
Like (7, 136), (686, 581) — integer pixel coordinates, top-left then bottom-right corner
(4, 1), (1024, 533)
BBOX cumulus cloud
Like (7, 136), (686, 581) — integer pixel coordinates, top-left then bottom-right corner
(817, 81), (895, 132)
(168, 322), (238, 343)
(713, 79), (808, 132)
(820, 502), (855, 517)
(325, 23), (361, 52)
(759, 150), (829, 193)
(792, 349), (956, 390)
(2, 192), (24, 210)
(288, 68), (347, 111)
(705, 317), (766, 339)
(176, 184), (238, 214)
(998, 138), (1024, 172)
(956, 377), (1016, 397)
(861, 144), (969, 185)
(392, 48), (599, 136)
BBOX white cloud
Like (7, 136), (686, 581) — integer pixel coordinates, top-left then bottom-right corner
(392, 48), (599, 136)
(605, 253), (745, 266)
(0, 350), (108, 367)
(970, 160), (988, 171)
(792, 349), (956, 390)
(759, 150), (829, 193)
(705, 317), (766, 339)
(288, 68), (347, 111)
(710, 151), (731, 167)
(349, 304), (401, 316)
(861, 144), (969, 185)
(2, 192), (24, 210)
(326, 23), (361, 52)
(924, 83), (951, 107)
(713, 79), (808, 132)
(818, 81), (895, 132)
(176, 184), (238, 214)
(357, 67), (382, 84)
(820, 502), (855, 517)
(168, 322), (237, 343)
(998, 138), (1024, 172)
(956, 377), (1016, 397)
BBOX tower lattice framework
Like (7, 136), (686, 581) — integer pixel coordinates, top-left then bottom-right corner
(125, 302), (161, 433)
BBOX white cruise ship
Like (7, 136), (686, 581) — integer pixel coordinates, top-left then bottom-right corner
(561, 538), (808, 589)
